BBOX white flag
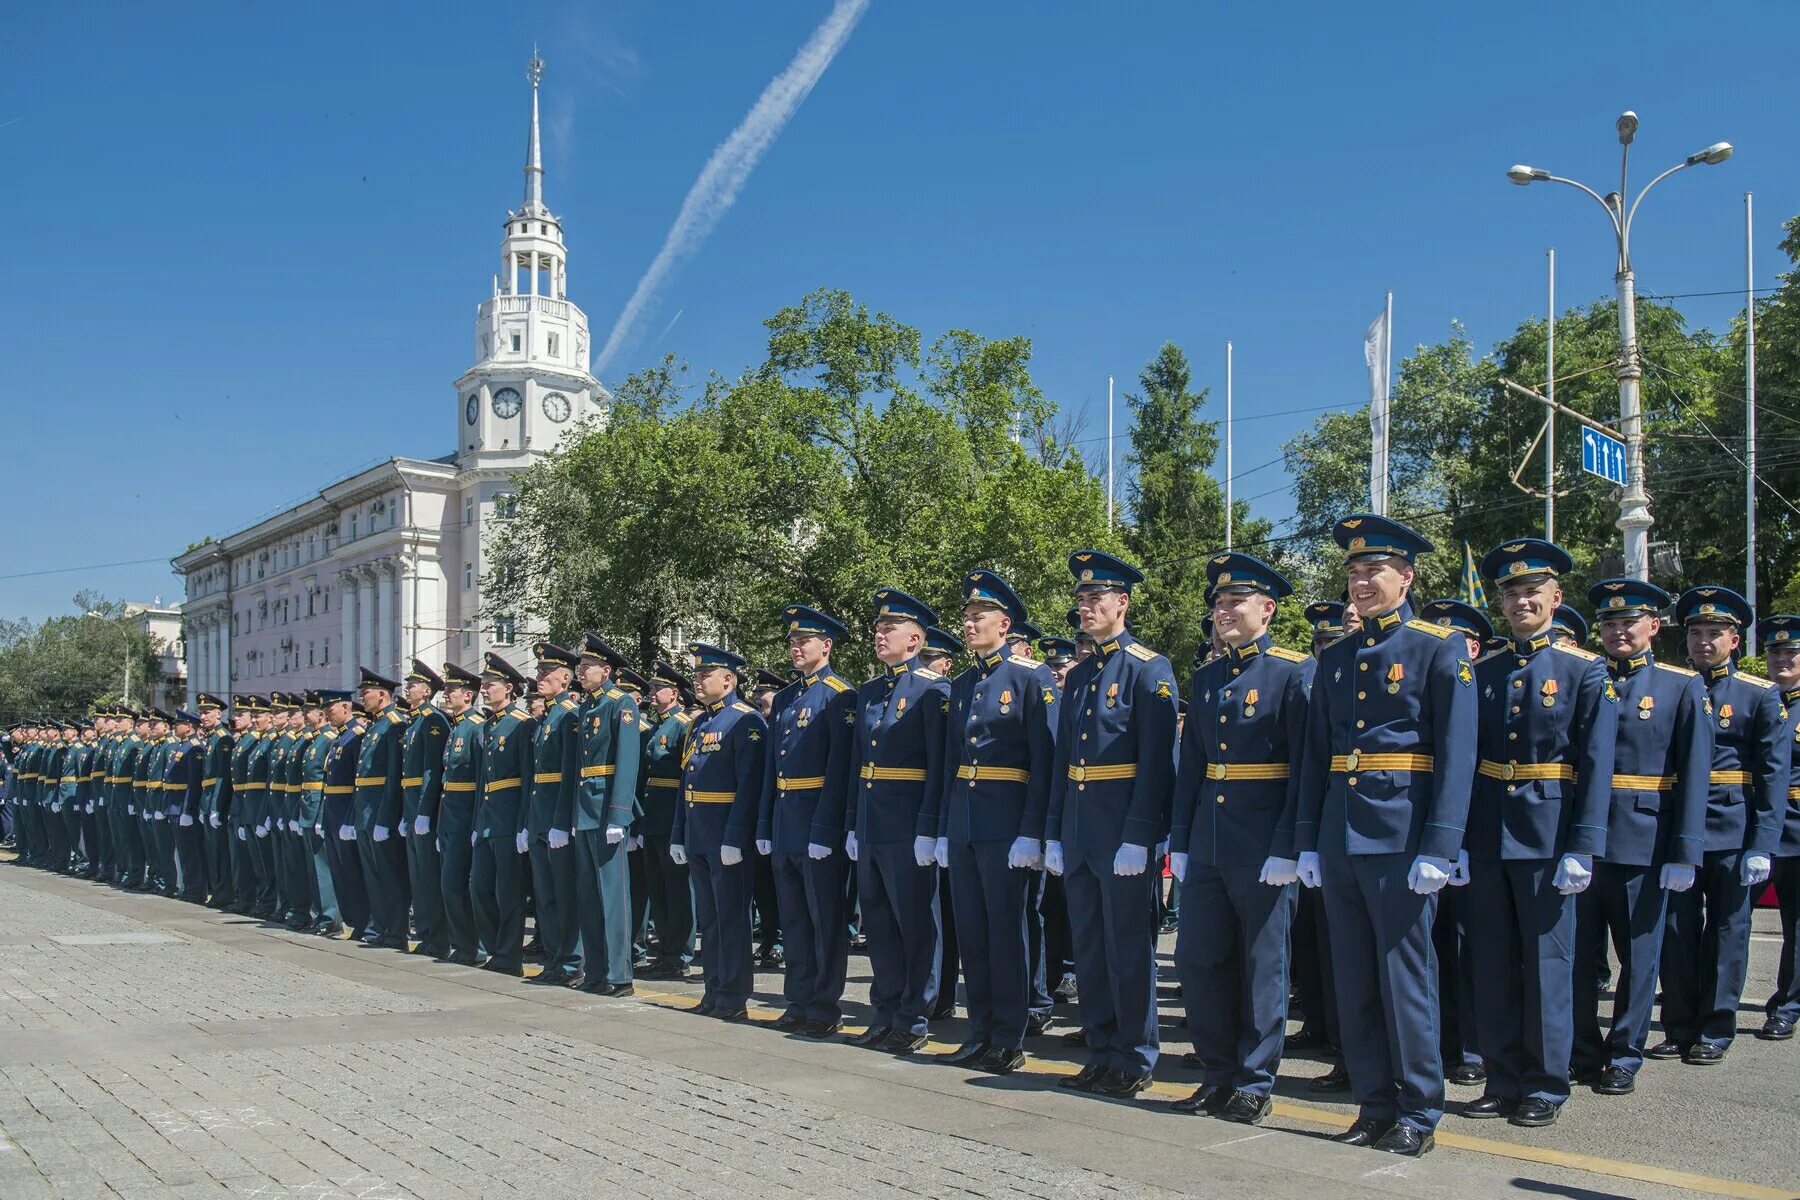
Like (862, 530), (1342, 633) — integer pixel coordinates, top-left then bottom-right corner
(1364, 298), (1392, 516)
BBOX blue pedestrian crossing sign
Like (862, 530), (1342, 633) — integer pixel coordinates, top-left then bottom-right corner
(1582, 427), (1627, 486)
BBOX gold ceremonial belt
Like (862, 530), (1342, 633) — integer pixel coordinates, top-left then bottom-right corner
(1329, 752), (1435, 773)
(239, 782), (268, 791)
(484, 777), (522, 791)
(353, 776), (385, 787)
(1204, 763), (1290, 781)
(1710, 770), (1751, 786)
(443, 782), (477, 792)
(777, 775), (826, 790)
(324, 785), (353, 795)
(860, 765), (928, 782)
(580, 765), (616, 779)
(1614, 774), (1677, 791)
(301, 782), (324, 791)
(201, 777), (220, 787)
(1477, 760), (1576, 782)
(532, 772), (564, 784)
(687, 789), (736, 805)
(955, 765), (1031, 783)
(1067, 763), (1137, 782)
(646, 778), (679, 789)
(401, 776), (425, 787)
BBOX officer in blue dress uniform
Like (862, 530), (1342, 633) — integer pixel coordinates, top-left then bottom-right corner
(1169, 553), (1309, 1123)
(1047, 550), (1178, 1099)
(1756, 615), (1800, 1041)
(923, 624), (967, 1019)
(523, 642), (583, 985)
(472, 654), (535, 976)
(321, 689), (371, 940)
(1033, 633), (1078, 1010)
(435, 662), (486, 965)
(671, 643), (766, 1020)
(758, 606), (856, 1037)
(571, 633), (642, 995)
(352, 669), (408, 948)
(1651, 586), (1789, 1064)
(938, 571), (1058, 1074)
(239, 702), (277, 913)
(1462, 541), (1617, 1128)
(400, 660), (451, 958)
(1293, 600), (1350, 1078)
(1569, 580), (1709, 1094)
(1004, 620), (1043, 661)
(1550, 604), (1589, 648)
(844, 591), (950, 1053)
(1295, 515), (1478, 1157)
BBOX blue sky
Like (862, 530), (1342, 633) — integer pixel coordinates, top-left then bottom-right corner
(4, 2), (1795, 622)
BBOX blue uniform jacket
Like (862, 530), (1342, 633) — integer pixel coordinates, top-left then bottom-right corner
(1602, 653), (1710, 868)
(1295, 603), (1478, 862)
(846, 657), (950, 846)
(1171, 633), (1309, 867)
(576, 685), (643, 832)
(477, 704), (535, 839)
(639, 706), (692, 841)
(1699, 663), (1789, 856)
(1046, 631), (1179, 855)
(526, 692), (581, 835)
(1469, 635), (1617, 861)
(759, 666), (856, 852)
(940, 648), (1059, 845)
(672, 698), (766, 854)
(1779, 686), (1800, 857)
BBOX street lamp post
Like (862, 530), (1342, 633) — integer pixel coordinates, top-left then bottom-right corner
(1507, 113), (1731, 580)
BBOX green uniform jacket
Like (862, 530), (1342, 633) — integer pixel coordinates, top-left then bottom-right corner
(353, 706), (406, 832)
(576, 685), (643, 832)
(526, 692), (580, 835)
(477, 703), (536, 840)
(439, 711), (486, 841)
(401, 704), (451, 824)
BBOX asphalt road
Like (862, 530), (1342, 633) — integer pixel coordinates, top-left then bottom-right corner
(0, 859), (1794, 1199)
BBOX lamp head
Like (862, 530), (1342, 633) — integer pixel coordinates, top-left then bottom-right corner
(1507, 164), (1549, 186)
(1688, 141), (1733, 167)
(1616, 111), (1639, 146)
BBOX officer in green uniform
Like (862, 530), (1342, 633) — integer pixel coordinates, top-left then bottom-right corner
(226, 698), (260, 912)
(400, 660), (452, 958)
(297, 691), (341, 935)
(266, 693), (301, 924)
(571, 633), (643, 995)
(523, 642), (583, 984)
(473, 653), (535, 976)
(140, 709), (177, 896)
(437, 661), (487, 965)
(353, 669), (409, 949)
(196, 694), (235, 909)
(638, 660), (697, 978)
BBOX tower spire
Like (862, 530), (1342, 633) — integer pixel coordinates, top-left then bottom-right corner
(523, 49), (545, 214)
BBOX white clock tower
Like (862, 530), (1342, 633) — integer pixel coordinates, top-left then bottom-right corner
(454, 52), (608, 470)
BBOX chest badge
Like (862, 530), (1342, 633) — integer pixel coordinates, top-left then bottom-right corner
(895, 697), (907, 717)
(999, 689), (1012, 715)
(1718, 702), (1733, 729)
(1333, 669), (1342, 684)
(1107, 682), (1120, 708)
(498, 736), (506, 750)
(1541, 678), (1559, 708)
(1638, 696), (1654, 721)
(1386, 663), (1405, 695)
(1243, 688), (1258, 718)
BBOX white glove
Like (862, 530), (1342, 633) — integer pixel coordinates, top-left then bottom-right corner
(289, 819), (301, 834)
(547, 828), (569, 850)
(1259, 856), (1300, 887)
(154, 810), (167, 821)
(209, 812), (222, 828)
(1297, 850), (1323, 889)
(627, 835), (644, 851)
(397, 821), (407, 838)
(1155, 839), (1169, 859)
(179, 813), (194, 827)
(1170, 851), (1188, 883)
(720, 844), (743, 866)
(913, 835), (935, 867)
(237, 827), (247, 841)
(845, 831), (858, 862)
(934, 836), (949, 869)
(756, 839), (773, 856)
(1553, 853), (1594, 895)
(1449, 849), (1472, 887)
(807, 841), (831, 860)
(1408, 855), (1452, 895)
(1743, 853), (1773, 888)
(606, 825), (625, 846)
(50, 803), (61, 814)
(253, 821), (267, 837)
(1660, 862), (1696, 892)
(1113, 842), (1148, 876)
(314, 825), (323, 836)
(372, 825), (390, 843)
(1044, 840), (1065, 876)
(515, 829), (529, 855)
(414, 814), (431, 837)
(339, 824), (356, 842)
(669, 843), (687, 866)
(1007, 836), (1043, 870)
(470, 831), (478, 847)
(127, 805), (135, 815)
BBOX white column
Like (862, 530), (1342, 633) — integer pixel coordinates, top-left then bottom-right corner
(384, 558), (402, 678)
(338, 571), (358, 687)
(369, 564), (388, 679)
(399, 554), (416, 677)
(358, 566), (377, 677)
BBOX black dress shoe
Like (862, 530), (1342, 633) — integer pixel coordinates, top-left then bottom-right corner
(603, 982), (635, 997)
(1593, 1065), (1636, 1095)
(880, 1030), (928, 1055)
(1646, 1039), (1685, 1060)
(1509, 1098), (1560, 1127)
(1025, 1013), (1054, 1038)
(978, 1046), (1026, 1074)
(1286, 1027), (1329, 1051)
(1460, 1094), (1518, 1120)
(1684, 1042), (1725, 1065)
(448, 952), (481, 967)
(1449, 1062), (1487, 1086)
(772, 1013), (807, 1032)
(847, 1025), (892, 1048)
(799, 1018), (843, 1039)
(1060, 1029), (1088, 1048)
(757, 946), (785, 967)
(1308, 1063), (1351, 1093)
(715, 1006), (751, 1022)
(1331, 1117), (1392, 1147)
(1171, 1083), (1231, 1115)
(693, 1001), (717, 1017)
(1759, 1016), (1796, 1041)
(929, 1002), (957, 1021)
(1372, 1123), (1433, 1157)
(1179, 1051), (1204, 1069)
(1090, 1069), (1151, 1099)
(1058, 1063), (1107, 1091)
(480, 962), (524, 977)
(943, 1040), (991, 1066)
(1218, 1090), (1273, 1125)
(413, 944), (449, 959)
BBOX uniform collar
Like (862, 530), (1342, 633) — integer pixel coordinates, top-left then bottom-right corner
(1363, 601), (1412, 641)
(977, 646), (1007, 672)
(1094, 630), (1136, 660)
(1224, 633), (1270, 662)
(1703, 662), (1733, 683)
(1610, 650), (1653, 676)
(1513, 632), (1553, 656)
(885, 655), (919, 679)
(1784, 686), (1800, 706)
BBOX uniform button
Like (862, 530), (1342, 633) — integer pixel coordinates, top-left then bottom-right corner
(1359, 662), (1369, 672)
(1079, 758), (1087, 766)
(1512, 680), (1523, 689)
(1218, 715), (1227, 724)
(1081, 733), (1089, 740)
(866, 782), (873, 789)
(969, 780), (976, 787)
(1231, 668), (1241, 676)
(1358, 691), (1366, 700)
(1347, 775), (1359, 786)
(870, 740), (878, 747)
(1508, 732), (1518, 741)
(1355, 720), (1365, 729)
(1512, 706), (1521, 714)
(969, 737), (977, 744)
(1077, 784), (1086, 792)
(1086, 708), (1093, 716)
(1365, 637), (1375, 647)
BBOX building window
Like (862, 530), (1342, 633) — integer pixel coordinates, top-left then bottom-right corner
(462, 630), (472, 650)
(322, 589), (330, 614)
(547, 332), (559, 358)
(463, 562), (473, 590)
(307, 590), (315, 618)
(464, 498), (474, 526)
(349, 513), (358, 540)
(494, 615), (517, 646)
(322, 638), (330, 666)
(307, 642), (315, 668)
(495, 494), (517, 520)
(511, 332), (522, 353)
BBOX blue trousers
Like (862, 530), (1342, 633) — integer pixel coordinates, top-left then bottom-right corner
(438, 833), (476, 957)
(858, 839), (940, 1034)
(326, 830), (370, 939)
(949, 840), (1036, 1049)
(690, 850), (752, 1009)
(1322, 852), (1443, 1133)
(406, 827), (446, 954)
(1573, 862), (1666, 1074)
(1661, 849), (1751, 1048)
(1293, 885), (1339, 1043)
(470, 837), (525, 971)
(1469, 859), (1576, 1103)
(1175, 865), (1295, 1096)
(1769, 856), (1800, 1023)
(772, 850), (849, 1023)
(1432, 885), (1481, 1068)
(1064, 849), (1160, 1077)
(528, 838), (580, 974)
(575, 830), (634, 986)
(148, 817), (176, 889)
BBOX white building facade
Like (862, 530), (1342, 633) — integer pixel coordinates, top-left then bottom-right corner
(172, 56), (607, 704)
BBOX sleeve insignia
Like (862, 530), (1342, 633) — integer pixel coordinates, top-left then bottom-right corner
(1042, 686), (1056, 705)
(1155, 679), (1172, 699)
(1603, 678), (1619, 703)
(941, 698), (951, 714)
(620, 711), (635, 726)
(747, 729), (761, 742)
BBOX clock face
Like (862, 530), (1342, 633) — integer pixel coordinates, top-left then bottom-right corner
(542, 392), (571, 423)
(491, 387), (522, 419)
(464, 394), (478, 425)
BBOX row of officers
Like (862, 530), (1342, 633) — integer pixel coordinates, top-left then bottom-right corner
(5, 519), (1799, 1160)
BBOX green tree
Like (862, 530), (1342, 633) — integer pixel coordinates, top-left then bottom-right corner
(0, 593), (165, 724)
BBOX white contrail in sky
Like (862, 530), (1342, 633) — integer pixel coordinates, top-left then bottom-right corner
(594, 0), (870, 374)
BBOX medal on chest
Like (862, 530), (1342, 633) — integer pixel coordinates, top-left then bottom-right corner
(1386, 663), (1404, 695)
(1718, 703), (1733, 730)
(1106, 682), (1120, 709)
(1638, 696), (1654, 721)
(1540, 678), (1558, 709)
(999, 689), (1012, 715)
(1243, 688), (1258, 718)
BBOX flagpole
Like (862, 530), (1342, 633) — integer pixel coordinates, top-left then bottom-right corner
(1225, 341), (1234, 549)
(1546, 248), (1556, 541)
(1746, 192), (1757, 608)
(1106, 374), (1115, 528)
(1382, 291), (1393, 514)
